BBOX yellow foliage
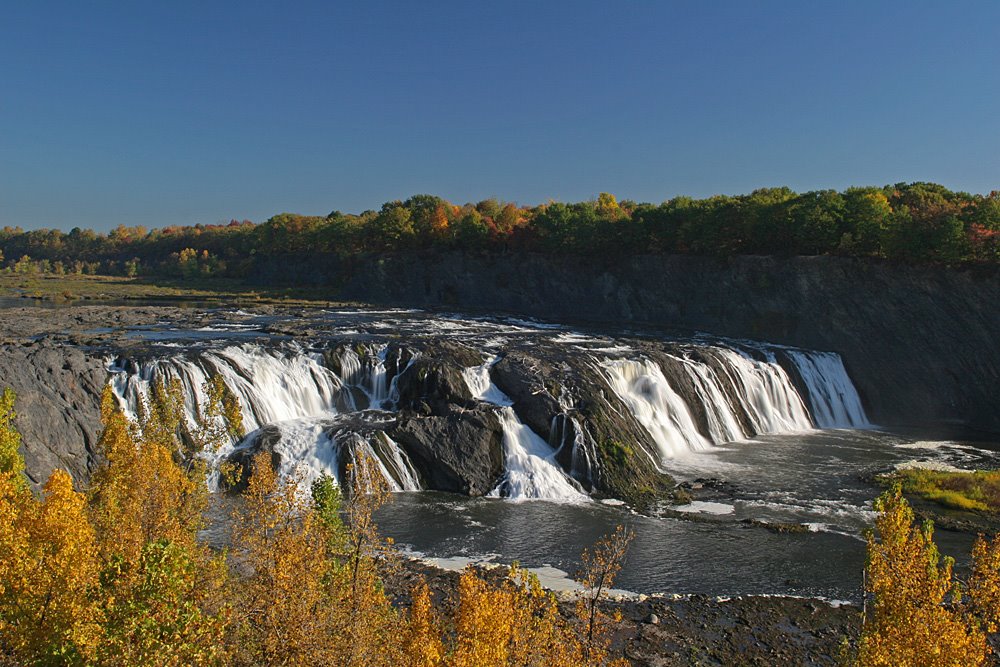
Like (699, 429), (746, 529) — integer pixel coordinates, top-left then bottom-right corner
(0, 383), (643, 666)
(230, 450), (403, 667)
(855, 486), (988, 667)
(90, 385), (206, 563)
(0, 470), (102, 664)
(87, 382), (226, 665)
(576, 525), (633, 666)
(0, 388), (26, 491)
(400, 582), (444, 667)
(968, 533), (1000, 635)
(891, 467), (1000, 514)
(200, 375), (245, 448)
(230, 451), (333, 665)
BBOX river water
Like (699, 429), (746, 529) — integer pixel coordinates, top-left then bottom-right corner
(377, 429), (1000, 601)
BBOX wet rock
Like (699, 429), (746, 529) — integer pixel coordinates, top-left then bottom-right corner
(391, 405), (504, 496)
(491, 348), (675, 509)
(392, 342), (481, 414)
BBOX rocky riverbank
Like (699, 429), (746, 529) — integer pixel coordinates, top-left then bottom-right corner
(383, 557), (861, 667)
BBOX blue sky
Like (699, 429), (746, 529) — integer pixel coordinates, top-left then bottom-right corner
(2, 1), (998, 231)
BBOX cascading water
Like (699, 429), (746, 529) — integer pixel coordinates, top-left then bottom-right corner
(784, 350), (870, 428)
(706, 348), (813, 434)
(599, 346), (867, 462)
(105, 324), (870, 504)
(334, 346), (393, 409)
(110, 343), (343, 435)
(675, 356), (747, 444)
(600, 358), (712, 460)
(462, 360), (587, 502)
(108, 342), (421, 492)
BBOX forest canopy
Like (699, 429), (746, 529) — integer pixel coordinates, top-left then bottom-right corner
(2, 183), (999, 280)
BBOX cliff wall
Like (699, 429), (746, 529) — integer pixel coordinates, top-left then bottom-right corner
(335, 252), (1000, 435)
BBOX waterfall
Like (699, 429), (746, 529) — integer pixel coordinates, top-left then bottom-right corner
(489, 407), (588, 501)
(108, 342), (421, 493)
(600, 358), (712, 460)
(462, 359), (587, 502)
(784, 350), (870, 428)
(599, 346), (864, 462)
(242, 419), (421, 493)
(110, 343), (343, 435)
(333, 345), (392, 409)
(675, 356), (746, 444)
(106, 331), (871, 501)
(707, 348), (813, 434)
(266, 417), (341, 487)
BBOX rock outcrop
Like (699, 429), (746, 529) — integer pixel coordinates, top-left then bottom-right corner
(0, 339), (108, 487)
(391, 407), (505, 496)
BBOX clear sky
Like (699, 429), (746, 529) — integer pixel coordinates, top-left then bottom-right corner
(2, 1), (998, 231)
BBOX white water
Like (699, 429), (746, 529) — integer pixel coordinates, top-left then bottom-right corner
(266, 417), (340, 487)
(709, 348), (813, 435)
(110, 343), (342, 435)
(601, 358), (712, 461)
(108, 333), (870, 503)
(785, 351), (870, 428)
(463, 360), (587, 502)
(676, 355), (747, 444)
(600, 347), (862, 461)
(108, 343), (420, 492)
(490, 408), (588, 502)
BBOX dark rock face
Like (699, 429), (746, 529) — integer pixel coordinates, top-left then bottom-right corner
(341, 252), (1000, 435)
(0, 340), (108, 488)
(391, 406), (504, 496)
(491, 349), (675, 508)
(393, 344), (478, 414)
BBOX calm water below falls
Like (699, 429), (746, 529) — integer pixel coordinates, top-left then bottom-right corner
(376, 429), (1000, 601)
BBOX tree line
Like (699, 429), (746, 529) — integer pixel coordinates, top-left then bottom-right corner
(2, 182), (999, 281)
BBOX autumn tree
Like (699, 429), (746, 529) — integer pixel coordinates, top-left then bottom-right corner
(967, 533), (1000, 650)
(576, 525), (634, 665)
(89, 386), (205, 562)
(855, 486), (988, 666)
(333, 450), (402, 667)
(400, 582), (444, 667)
(448, 564), (581, 667)
(229, 449), (402, 667)
(0, 469), (103, 665)
(0, 388), (26, 491)
(88, 384), (228, 665)
(0, 390), (102, 664)
(199, 374), (245, 451)
(229, 452), (336, 665)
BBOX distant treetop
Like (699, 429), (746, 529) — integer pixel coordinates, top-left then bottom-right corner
(2, 183), (998, 280)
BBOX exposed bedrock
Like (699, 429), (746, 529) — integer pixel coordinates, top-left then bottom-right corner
(390, 406), (504, 496)
(337, 252), (1000, 435)
(0, 340), (108, 487)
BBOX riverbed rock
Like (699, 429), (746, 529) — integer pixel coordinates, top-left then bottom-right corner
(391, 405), (504, 496)
(0, 340), (108, 488)
(393, 343), (478, 414)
